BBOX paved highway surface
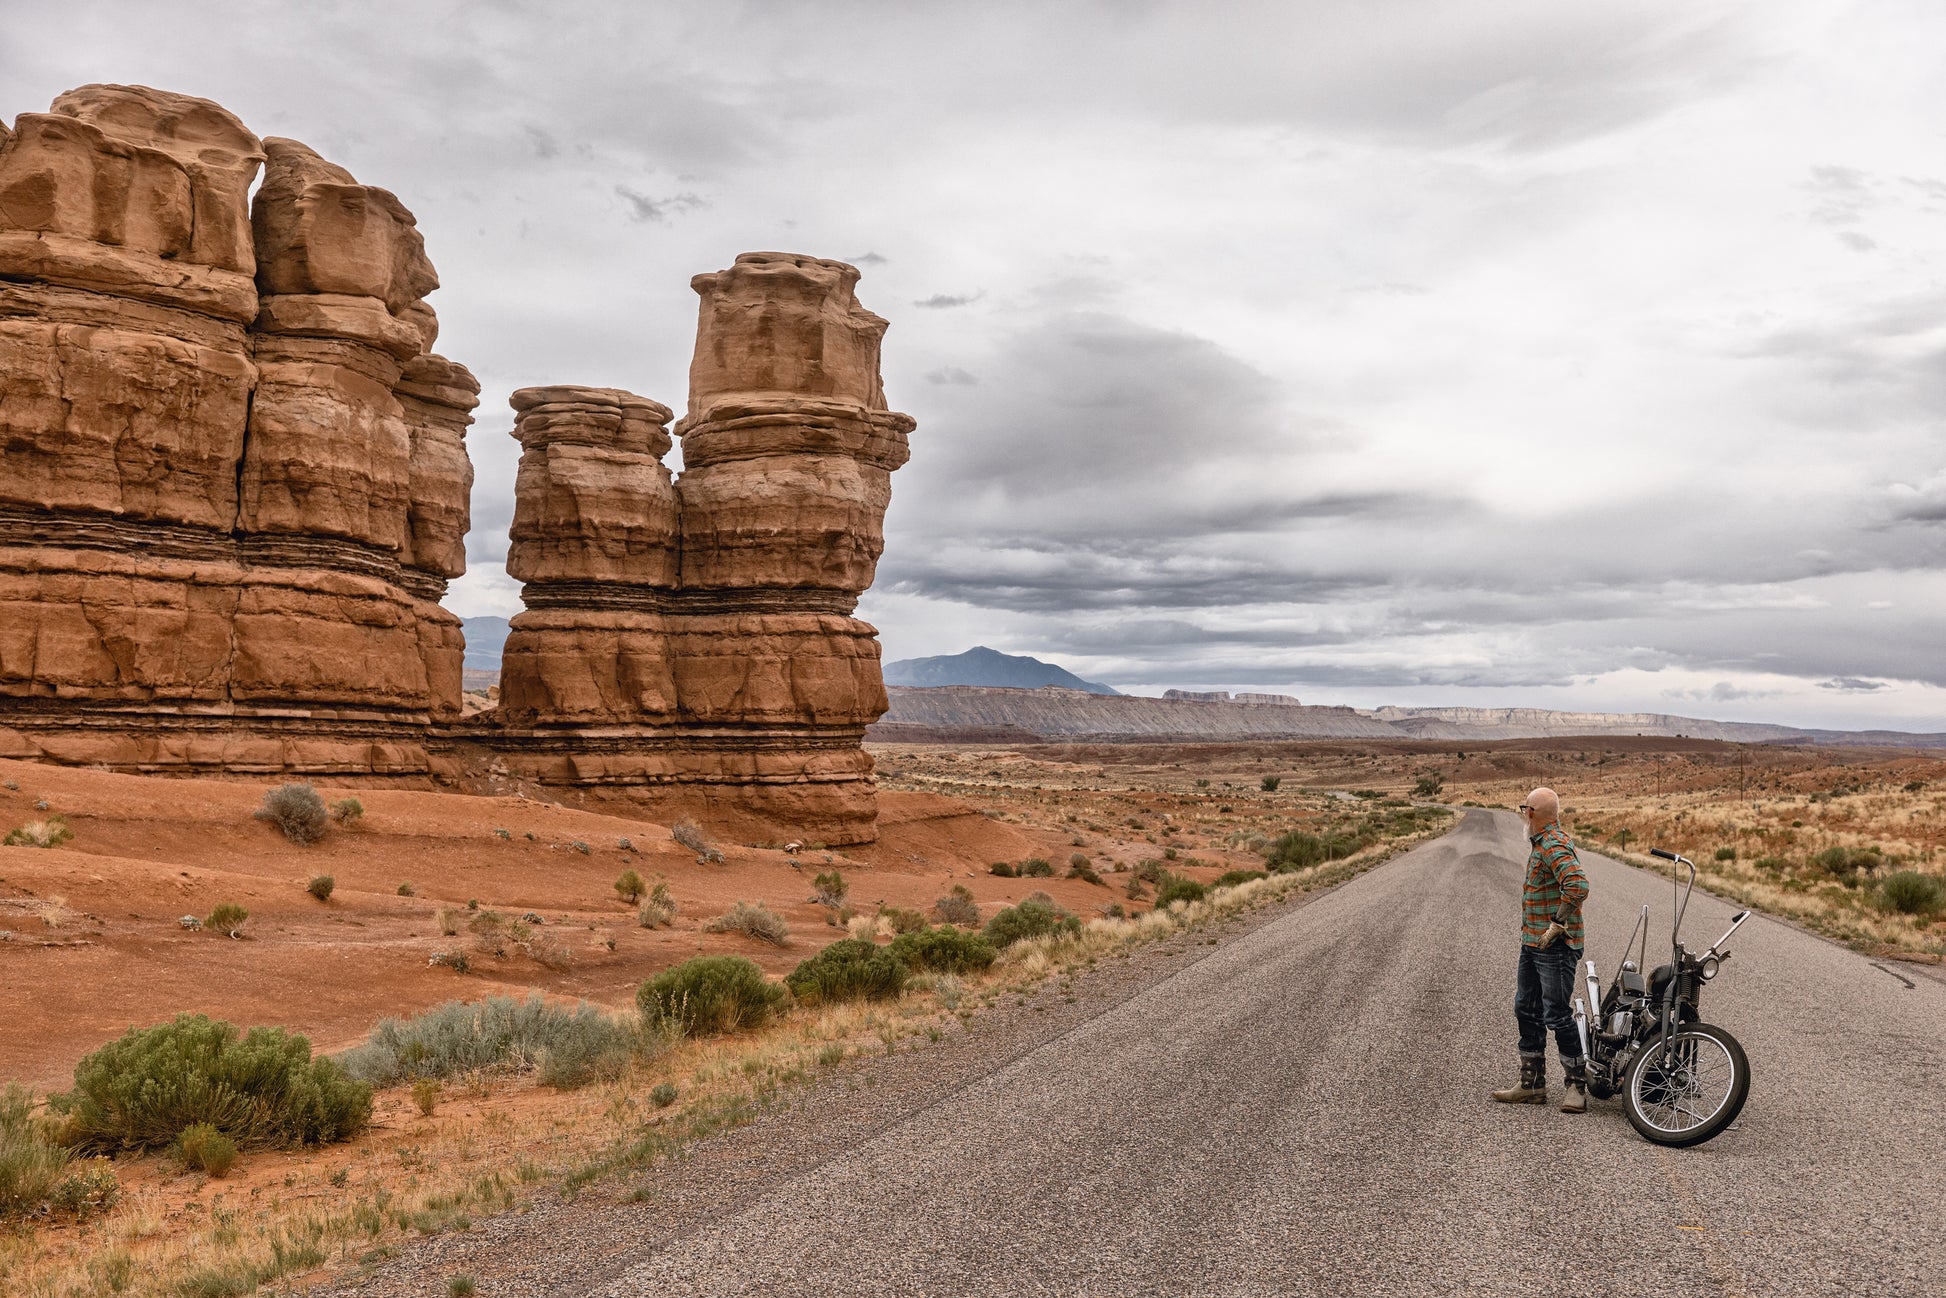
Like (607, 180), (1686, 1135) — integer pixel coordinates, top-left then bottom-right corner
(350, 811), (1946, 1297)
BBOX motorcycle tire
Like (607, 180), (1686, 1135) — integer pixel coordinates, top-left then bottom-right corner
(1622, 1021), (1749, 1148)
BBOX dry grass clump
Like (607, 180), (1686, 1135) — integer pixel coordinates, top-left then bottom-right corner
(637, 881), (678, 929)
(3, 816), (72, 848)
(705, 901), (790, 946)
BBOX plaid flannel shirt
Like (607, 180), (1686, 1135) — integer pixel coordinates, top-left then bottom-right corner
(1522, 822), (1588, 949)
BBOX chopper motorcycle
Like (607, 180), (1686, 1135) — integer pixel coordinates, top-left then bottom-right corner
(1571, 847), (1752, 1147)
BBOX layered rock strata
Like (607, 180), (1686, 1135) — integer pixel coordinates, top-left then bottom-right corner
(0, 86), (475, 774)
(494, 253), (913, 843)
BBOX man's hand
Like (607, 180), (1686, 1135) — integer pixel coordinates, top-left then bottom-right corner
(1536, 921), (1567, 948)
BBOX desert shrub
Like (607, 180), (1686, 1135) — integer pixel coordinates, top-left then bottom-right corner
(254, 783), (329, 845)
(4, 816), (72, 848)
(411, 1080), (440, 1116)
(449, 1276), (478, 1298)
(205, 902), (249, 936)
(429, 950), (470, 973)
(636, 956), (788, 1036)
(1260, 775), (1282, 792)
(1067, 855), (1102, 884)
(1133, 858), (1169, 883)
(175, 1122), (238, 1176)
(705, 901), (790, 946)
(785, 939), (906, 1006)
(1123, 874), (1150, 900)
(984, 898), (1080, 949)
(934, 885), (981, 927)
(813, 870), (849, 907)
(306, 875), (335, 903)
(989, 861), (1017, 877)
(1904, 780), (1927, 793)
(1877, 870), (1946, 916)
(650, 1082), (678, 1108)
(330, 798), (363, 825)
(60, 1014), (371, 1152)
(1814, 846), (1883, 877)
(879, 906), (929, 934)
(1713, 847), (1736, 862)
(1214, 869), (1267, 889)
(493, 828), (511, 841)
(1412, 773), (1444, 797)
(397, 882), (415, 897)
(1154, 875), (1207, 907)
(1017, 857), (1054, 878)
(615, 870), (646, 904)
(1611, 828), (1634, 848)
(638, 882), (678, 929)
(1264, 831), (1325, 872)
(673, 817), (723, 862)
(337, 994), (634, 1089)
(890, 925), (997, 974)
(1753, 855), (1789, 873)
(570, 840), (591, 856)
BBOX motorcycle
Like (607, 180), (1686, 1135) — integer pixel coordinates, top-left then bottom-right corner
(1572, 847), (1752, 1147)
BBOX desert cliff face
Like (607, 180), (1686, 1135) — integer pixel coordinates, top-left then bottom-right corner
(491, 253), (914, 845)
(0, 85), (477, 774)
(0, 89), (906, 843)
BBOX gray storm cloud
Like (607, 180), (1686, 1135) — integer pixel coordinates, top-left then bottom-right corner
(6, 0), (1944, 729)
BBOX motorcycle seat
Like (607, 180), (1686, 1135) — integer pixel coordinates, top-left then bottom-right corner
(1620, 970), (1647, 996)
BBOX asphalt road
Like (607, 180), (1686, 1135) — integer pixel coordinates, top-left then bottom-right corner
(563, 810), (1945, 1298)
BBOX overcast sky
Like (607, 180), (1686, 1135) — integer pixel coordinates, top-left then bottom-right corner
(11, 1), (1946, 729)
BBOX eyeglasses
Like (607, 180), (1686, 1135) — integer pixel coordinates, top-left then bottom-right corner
(1518, 805), (1533, 814)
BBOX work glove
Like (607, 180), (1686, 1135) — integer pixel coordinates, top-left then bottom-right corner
(1536, 921), (1567, 948)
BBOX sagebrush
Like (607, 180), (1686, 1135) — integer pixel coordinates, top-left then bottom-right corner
(889, 925), (996, 974)
(984, 898), (1080, 949)
(705, 901), (790, 946)
(637, 956), (788, 1036)
(785, 939), (906, 1006)
(254, 783), (329, 845)
(59, 1014), (371, 1152)
(337, 994), (638, 1090)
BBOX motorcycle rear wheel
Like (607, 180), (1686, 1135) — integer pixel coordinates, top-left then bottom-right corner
(1622, 1022), (1749, 1148)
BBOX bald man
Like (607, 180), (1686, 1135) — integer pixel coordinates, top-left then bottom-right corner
(1490, 786), (1591, 1114)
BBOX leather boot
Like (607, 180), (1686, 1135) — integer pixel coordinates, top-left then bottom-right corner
(1559, 1056), (1588, 1114)
(1491, 1052), (1548, 1104)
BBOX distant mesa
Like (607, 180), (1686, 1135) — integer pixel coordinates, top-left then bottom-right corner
(869, 689), (1946, 748)
(882, 646), (1120, 695)
(1163, 690), (1303, 706)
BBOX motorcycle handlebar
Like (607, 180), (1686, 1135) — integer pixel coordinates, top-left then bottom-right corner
(1649, 848), (1677, 861)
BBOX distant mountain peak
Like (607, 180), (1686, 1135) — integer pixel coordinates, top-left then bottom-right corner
(881, 645), (1120, 695)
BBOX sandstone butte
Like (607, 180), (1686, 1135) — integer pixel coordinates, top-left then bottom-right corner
(0, 85), (914, 845)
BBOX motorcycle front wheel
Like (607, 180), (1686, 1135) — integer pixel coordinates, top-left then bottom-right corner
(1622, 1022), (1749, 1147)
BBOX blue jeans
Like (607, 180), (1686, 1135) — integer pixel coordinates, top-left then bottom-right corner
(1515, 940), (1584, 1059)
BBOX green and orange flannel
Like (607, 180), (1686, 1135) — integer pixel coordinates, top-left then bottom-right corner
(1522, 822), (1588, 949)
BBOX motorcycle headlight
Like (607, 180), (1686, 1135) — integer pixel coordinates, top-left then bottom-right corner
(1700, 956), (1719, 981)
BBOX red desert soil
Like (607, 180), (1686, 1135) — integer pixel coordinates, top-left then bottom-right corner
(0, 759), (1101, 1090)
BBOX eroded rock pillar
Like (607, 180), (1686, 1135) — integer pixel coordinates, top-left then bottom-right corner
(667, 252), (913, 843)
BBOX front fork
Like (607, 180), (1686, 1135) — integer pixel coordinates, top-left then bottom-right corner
(1571, 957), (1598, 1060)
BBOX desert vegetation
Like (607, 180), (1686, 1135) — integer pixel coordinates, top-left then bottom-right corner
(0, 745), (1459, 1294)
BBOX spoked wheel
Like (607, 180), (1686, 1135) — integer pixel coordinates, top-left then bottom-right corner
(1623, 1022), (1749, 1147)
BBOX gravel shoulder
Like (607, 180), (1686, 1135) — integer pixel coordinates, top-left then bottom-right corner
(328, 811), (1946, 1298)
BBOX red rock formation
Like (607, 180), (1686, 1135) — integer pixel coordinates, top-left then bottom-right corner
(493, 254), (912, 843)
(0, 86), (474, 773)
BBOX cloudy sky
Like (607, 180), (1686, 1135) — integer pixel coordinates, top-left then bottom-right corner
(11, 1), (1946, 729)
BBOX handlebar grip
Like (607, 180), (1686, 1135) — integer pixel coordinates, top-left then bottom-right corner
(1649, 848), (1677, 860)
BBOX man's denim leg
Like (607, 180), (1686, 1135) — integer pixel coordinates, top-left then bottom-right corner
(1516, 942), (1584, 1058)
(1514, 945), (1546, 1054)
